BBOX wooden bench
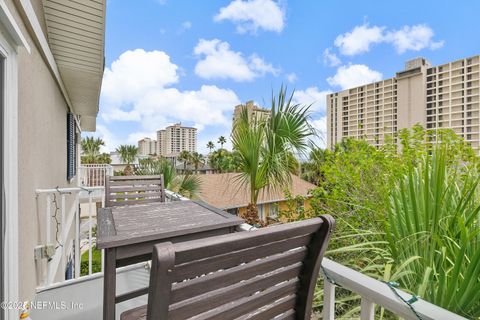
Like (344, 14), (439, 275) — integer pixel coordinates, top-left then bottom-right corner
(120, 215), (335, 320)
(105, 175), (165, 207)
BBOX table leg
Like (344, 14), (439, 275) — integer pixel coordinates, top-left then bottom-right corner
(103, 248), (116, 320)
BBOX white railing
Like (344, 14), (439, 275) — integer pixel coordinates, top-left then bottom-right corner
(321, 258), (468, 320)
(78, 164), (113, 187)
(35, 186), (105, 287)
(164, 189), (190, 202)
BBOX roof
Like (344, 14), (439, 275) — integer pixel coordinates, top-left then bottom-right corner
(196, 173), (316, 209)
(176, 163), (214, 171)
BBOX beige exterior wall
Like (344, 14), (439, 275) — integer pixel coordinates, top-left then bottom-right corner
(157, 123), (197, 157)
(327, 56), (480, 152)
(232, 101), (270, 129)
(5, 0), (79, 302)
(138, 137), (157, 156)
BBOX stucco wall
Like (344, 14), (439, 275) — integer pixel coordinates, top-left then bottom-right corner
(5, 0), (77, 302)
(397, 71), (427, 129)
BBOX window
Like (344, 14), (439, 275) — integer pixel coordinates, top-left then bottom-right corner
(66, 112), (77, 180)
(269, 203), (279, 218)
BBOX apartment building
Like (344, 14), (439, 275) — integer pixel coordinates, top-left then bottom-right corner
(156, 123), (197, 157)
(327, 55), (480, 151)
(232, 101), (270, 129)
(138, 137), (157, 156)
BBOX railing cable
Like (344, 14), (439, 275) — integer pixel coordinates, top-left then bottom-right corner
(51, 192), (63, 252)
(383, 281), (423, 320)
(79, 186), (93, 194)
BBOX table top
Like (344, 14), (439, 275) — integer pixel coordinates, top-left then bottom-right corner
(96, 200), (244, 249)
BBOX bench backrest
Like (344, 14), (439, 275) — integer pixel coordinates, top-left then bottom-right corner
(147, 215), (334, 320)
(105, 175), (165, 207)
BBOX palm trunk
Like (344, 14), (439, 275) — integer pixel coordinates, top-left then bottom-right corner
(242, 203), (260, 226)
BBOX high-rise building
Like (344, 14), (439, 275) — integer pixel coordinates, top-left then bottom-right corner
(157, 129), (166, 156)
(156, 123), (197, 157)
(138, 137), (157, 156)
(327, 55), (480, 151)
(232, 101), (270, 129)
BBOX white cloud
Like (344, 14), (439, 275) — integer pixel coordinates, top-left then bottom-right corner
(286, 73), (297, 83)
(385, 24), (444, 53)
(101, 49), (178, 112)
(334, 23), (443, 56)
(193, 39), (279, 81)
(334, 24), (385, 56)
(181, 21), (192, 30)
(310, 116), (327, 149)
(88, 125), (122, 153)
(178, 21), (192, 34)
(327, 64), (382, 90)
(214, 0), (285, 34)
(100, 49), (242, 151)
(293, 87), (331, 114)
(322, 48), (341, 66)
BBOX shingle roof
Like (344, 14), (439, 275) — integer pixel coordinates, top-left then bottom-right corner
(196, 173), (316, 209)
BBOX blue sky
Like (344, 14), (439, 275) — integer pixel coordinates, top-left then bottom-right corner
(92, 0), (480, 153)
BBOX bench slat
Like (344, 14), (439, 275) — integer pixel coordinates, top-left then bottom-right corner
(109, 175), (161, 181)
(171, 247), (307, 303)
(235, 294), (296, 320)
(193, 279), (299, 320)
(109, 198), (163, 207)
(108, 191), (163, 200)
(174, 218), (322, 264)
(106, 175), (165, 207)
(173, 235), (310, 282)
(108, 180), (162, 187)
(107, 186), (163, 193)
(169, 263), (302, 319)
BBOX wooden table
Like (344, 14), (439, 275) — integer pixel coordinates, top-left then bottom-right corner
(96, 200), (244, 320)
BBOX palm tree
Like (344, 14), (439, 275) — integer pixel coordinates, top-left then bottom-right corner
(300, 147), (327, 185)
(81, 137), (105, 163)
(97, 153), (112, 164)
(189, 152), (205, 174)
(206, 141), (215, 153)
(135, 158), (201, 199)
(231, 86), (313, 224)
(217, 136), (227, 149)
(178, 150), (191, 171)
(116, 145), (138, 175)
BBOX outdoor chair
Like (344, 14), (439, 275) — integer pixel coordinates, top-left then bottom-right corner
(105, 175), (166, 207)
(120, 215), (335, 320)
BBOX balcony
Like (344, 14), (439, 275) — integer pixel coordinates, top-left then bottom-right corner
(30, 166), (468, 320)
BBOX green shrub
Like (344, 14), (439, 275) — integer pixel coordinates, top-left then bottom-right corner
(80, 246), (102, 276)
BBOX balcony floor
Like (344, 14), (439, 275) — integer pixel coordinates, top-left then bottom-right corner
(31, 263), (149, 320)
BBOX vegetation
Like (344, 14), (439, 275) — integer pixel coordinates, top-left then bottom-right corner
(206, 141), (215, 153)
(135, 157), (201, 199)
(387, 147), (480, 316)
(178, 150), (192, 170)
(189, 152), (205, 173)
(231, 86), (314, 225)
(208, 149), (241, 173)
(116, 144), (138, 175)
(283, 125), (480, 318)
(80, 247), (101, 276)
(81, 137), (111, 164)
(217, 136), (227, 149)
